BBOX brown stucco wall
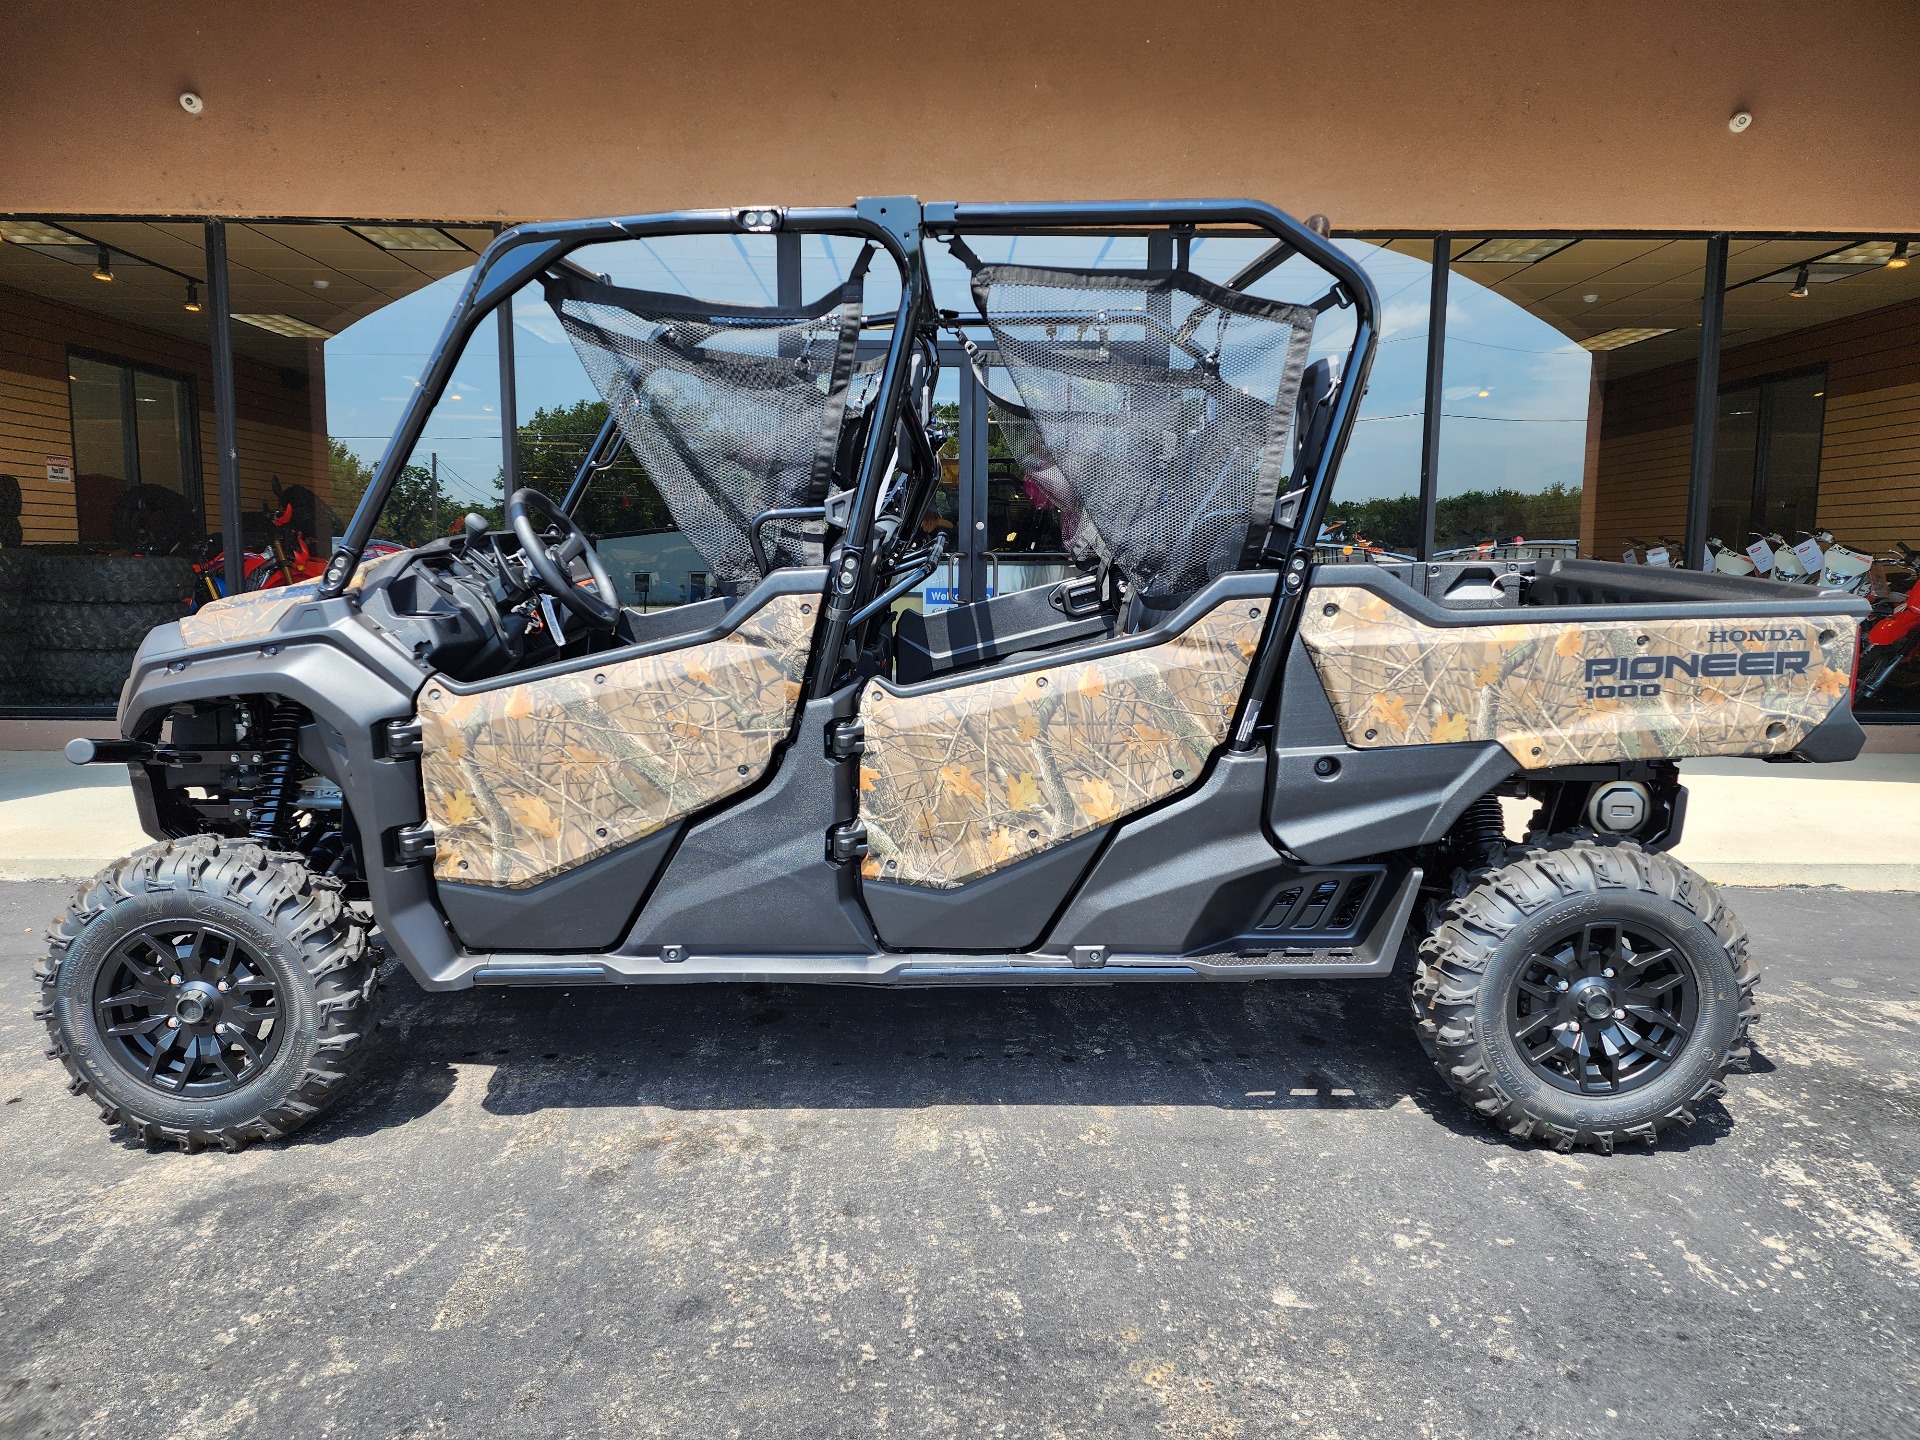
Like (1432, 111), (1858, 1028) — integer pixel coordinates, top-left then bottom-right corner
(2, 1), (1917, 231)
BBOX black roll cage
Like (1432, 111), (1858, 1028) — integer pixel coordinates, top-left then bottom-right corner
(320, 197), (1380, 722)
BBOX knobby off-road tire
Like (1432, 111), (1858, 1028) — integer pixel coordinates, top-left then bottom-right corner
(37, 837), (381, 1151)
(1412, 834), (1757, 1152)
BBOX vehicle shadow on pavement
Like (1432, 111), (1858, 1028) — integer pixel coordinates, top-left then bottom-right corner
(310, 962), (1741, 1154)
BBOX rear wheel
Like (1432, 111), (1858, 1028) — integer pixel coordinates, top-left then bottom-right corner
(1412, 835), (1756, 1151)
(37, 838), (380, 1151)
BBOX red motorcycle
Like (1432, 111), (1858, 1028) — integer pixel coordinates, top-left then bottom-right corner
(1856, 541), (1920, 704)
(190, 478), (402, 606)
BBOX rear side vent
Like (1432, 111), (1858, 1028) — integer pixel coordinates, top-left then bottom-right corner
(1329, 875), (1375, 929)
(1295, 880), (1341, 929)
(1253, 866), (1387, 940)
(1257, 887), (1304, 929)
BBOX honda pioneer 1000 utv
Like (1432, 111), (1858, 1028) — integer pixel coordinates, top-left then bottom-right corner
(41, 199), (1868, 1153)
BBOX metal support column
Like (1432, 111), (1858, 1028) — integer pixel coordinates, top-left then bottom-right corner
(776, 230), (802, 308)
(1684, 235), (1730, 570)
(496, 297), (518, 499)
(1418, 236), (1450, 561)
(776, 230), (803, 362)
(957, 353), (987, 603)
(203, 220), (243, 588)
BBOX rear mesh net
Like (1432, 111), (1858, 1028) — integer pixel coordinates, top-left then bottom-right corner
(545, 257), (870, 591)
(971, 263), (1314, 608)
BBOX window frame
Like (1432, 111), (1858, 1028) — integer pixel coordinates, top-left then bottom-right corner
(1716, 361), (1830, 544)
(63, 345), (204, 520)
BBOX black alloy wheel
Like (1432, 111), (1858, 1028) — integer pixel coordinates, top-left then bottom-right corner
(1508, 920), (1698, 1096)
(1413, 835), (1755, 1150)
(91, 921), (285, 1098)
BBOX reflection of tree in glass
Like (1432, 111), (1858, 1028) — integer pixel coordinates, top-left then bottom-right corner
(1327, 483), (1583, 558)
(329, 438), (463, 548)
(514, 399), (674, 538)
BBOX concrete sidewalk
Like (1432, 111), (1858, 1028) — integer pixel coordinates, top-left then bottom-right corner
(1669, 754), (1920, 888)
(0, 751), (147, 882)
(5, 745), (1918, 889)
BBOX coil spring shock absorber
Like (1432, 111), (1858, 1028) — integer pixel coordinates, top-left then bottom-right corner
(1455, 795), (1506, 858)
(248, 700), (306, 844)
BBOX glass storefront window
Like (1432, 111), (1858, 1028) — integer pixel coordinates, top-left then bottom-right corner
(231, 222), (498, 566)
(66, 352), (199, 547)
(1440, 238), (1708, 563)
(1435, 239), (1593, 557)
(1711, 370), (1827, 545)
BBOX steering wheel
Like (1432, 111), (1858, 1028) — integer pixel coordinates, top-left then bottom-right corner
(506, 487), (620, 631)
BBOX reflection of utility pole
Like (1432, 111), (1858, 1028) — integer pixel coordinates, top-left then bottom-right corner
(431, 451), (442, 538)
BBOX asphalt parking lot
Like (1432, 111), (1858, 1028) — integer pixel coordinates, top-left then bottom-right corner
(1, 879), (1916, 1440)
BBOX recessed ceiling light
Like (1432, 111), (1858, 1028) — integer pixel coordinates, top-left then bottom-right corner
(1816, 241), (1899, 266)
(1578, 327), (1675, 351)
(0, 221), (86, 245)
(1454, 238), (1576, 264)
(1754, 260), (1871, 289)
(233, 312), (332, 339)
(349, 225), (464, 252)
(1582, 294), (1599, 304)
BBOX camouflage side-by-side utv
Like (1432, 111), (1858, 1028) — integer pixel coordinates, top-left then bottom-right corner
(39, 199), (1868, 1152)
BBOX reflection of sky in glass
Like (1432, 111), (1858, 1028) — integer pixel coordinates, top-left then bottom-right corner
(1438, 267), (1592, 500)
(323, 232), (1592, 516)
(324, 269), (503, 507)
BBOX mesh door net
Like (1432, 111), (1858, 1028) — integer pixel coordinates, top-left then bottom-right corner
(544, 251), (871, 591)
(970, 262), (1315, 608)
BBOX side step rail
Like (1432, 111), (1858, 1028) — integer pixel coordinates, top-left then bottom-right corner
(459, 867), (1422, 989)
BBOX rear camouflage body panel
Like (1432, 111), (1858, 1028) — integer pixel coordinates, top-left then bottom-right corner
(858, 594), (1269, 889)
(1297, 583), (1855, 769)
(416, 592), (815, 888)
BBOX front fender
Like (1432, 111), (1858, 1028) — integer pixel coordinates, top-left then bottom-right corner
(117, 603), (466, 988)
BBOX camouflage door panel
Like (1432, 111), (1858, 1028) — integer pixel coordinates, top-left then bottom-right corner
(859, 592), (1270, 890)
(178, 552), (406, 649)
(416, 592), (816, 888)
(1297, 584), (1855, 769)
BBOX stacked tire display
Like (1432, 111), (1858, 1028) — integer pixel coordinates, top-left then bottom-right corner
(5, 552), (195, 707)
(0, 477), (23, 702)
(0, 548), (30, 705)
(0, 474), (21, 549)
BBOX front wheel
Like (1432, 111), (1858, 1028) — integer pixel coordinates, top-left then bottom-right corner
(1412, 835), (1756, 1151)
(1856, 640), (1908, 702)
(37, 838), (380, 1151)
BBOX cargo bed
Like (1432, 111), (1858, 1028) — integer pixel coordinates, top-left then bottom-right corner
(1297, 557), (1868, 769)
